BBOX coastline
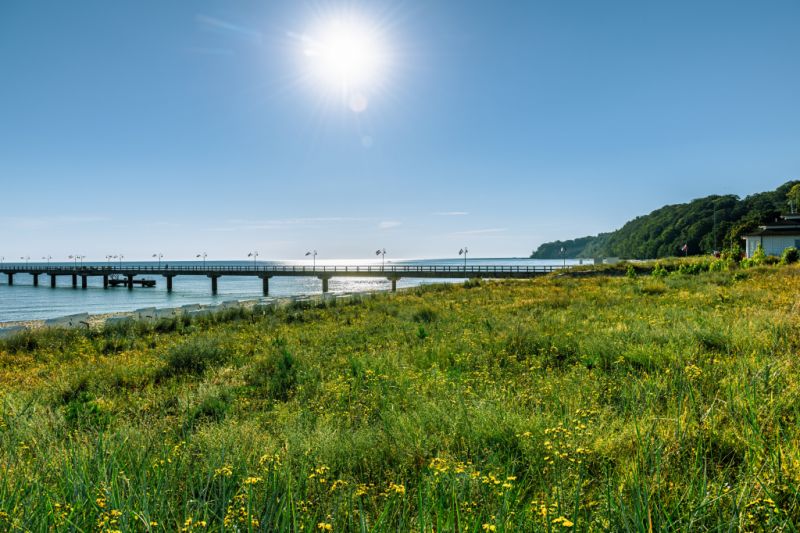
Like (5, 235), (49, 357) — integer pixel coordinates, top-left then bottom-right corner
(0, 289), (390, 336)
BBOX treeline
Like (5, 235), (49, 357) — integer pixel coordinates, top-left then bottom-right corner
(531, 180), (800, 259)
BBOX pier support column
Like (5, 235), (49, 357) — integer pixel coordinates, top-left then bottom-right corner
(260, 276), (270, 296)
(209, 275), (219, 295)
(71, 274), (77, 288)
(81, 275), (88, 289)
(33, 274), (39, 287)
(103, 275), (108, 289)
(7, 273), (12, 286)
(126, 275), (134, 290)
(320, 276), (330, 293)
(388, 277), (398, 292)
(51, 275), (57, 288)
(165, 275), (174, 292)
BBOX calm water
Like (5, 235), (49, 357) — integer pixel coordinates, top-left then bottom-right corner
(0, 258), (576, 322)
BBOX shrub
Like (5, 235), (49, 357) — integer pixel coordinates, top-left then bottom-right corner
(781, 246), (799, 265)
(188, 389), (232, 426)
(161, 338), (231, 378)
(651, 263), (668, 278)
(64, 391), (112, 429)
(246, 339), (299, 401)
(626, 264), (637, 279)
(722, 244), (743, 264)
(709, 258), (734, 272)
(677, 262), (705, 275)
(412, 307), (437, 323)
(752, 243), (767, 265)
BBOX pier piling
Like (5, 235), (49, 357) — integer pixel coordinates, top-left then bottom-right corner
(126, 275), (134, 290)
(7, 273), (13, 286)
(260, 276), (270, 296)
(81, 275), (87, 289)
(103, 275), (108, 289)
(209, 275), (219, 294)
(33, 274), (39, 287)
(165, 275), (173, 292)
(71, 274), (77, 288)
(51, 275), (57, 288)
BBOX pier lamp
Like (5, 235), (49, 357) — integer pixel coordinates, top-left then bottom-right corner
(68, 255), (77, 266)
(459, 247), (469, 271)
(20, 256), (30, 267)
(305, 250), (318, 269)
(105, 255), (115, 266)
(118, 255), (124, 267)
(375, 248), (387, 269)
(196, 252), (207, 268)
(42, 255), (52, 265)
(248, 251), (259, 267)
(152, 253), (164, 268)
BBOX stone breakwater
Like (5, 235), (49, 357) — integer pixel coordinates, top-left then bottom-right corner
(0, 291), (365, 339)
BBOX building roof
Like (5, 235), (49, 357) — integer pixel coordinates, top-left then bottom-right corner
(741, 214), (800, 237)
(742, 227), (800, 238)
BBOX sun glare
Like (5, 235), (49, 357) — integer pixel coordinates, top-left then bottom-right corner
(299, 14), (389, 110)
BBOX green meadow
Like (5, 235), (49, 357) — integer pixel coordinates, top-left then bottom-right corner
(1, 263), (800, 531)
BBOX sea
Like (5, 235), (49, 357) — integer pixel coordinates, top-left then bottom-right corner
(0, 258), (578, 323)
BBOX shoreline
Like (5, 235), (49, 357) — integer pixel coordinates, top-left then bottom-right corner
(0, 289), (394, 336)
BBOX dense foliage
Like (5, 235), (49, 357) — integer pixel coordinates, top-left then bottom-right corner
(2, 265), (800, 531)
(532, 180), (800, 259)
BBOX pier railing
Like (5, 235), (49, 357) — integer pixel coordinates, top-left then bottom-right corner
(0, 264), (561, 274)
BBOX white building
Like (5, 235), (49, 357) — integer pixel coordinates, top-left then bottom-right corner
(742, 214), (800, 257)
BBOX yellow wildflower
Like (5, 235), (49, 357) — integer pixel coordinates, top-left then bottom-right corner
(552, 516), (574, 527)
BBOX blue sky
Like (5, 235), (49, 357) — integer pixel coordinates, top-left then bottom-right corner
(1, 1), (798, 261)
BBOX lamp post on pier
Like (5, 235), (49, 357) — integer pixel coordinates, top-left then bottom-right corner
(459, 247), (469, 273)
(42, 255), (52, 265)
(248, 251), (259, 268)
(118, 255), (124, 267)
(152, 253), (164, 268)
(20, 256), (30, 267)
(305, 250), (317, 270)
(375, 248), (386, 269)
(196, 252), (207, 268)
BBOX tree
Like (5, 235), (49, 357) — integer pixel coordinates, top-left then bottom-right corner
(787, 184), (800, 213)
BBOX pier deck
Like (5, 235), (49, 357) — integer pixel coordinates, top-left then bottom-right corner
(0, 264), (563, 295)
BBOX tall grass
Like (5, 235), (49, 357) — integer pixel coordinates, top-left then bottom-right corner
(1, 265), (799, 530)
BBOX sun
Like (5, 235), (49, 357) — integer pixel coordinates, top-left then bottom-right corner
(299, 13), (389, 108)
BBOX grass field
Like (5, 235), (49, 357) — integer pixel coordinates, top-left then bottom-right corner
(1, 264), (800, 531)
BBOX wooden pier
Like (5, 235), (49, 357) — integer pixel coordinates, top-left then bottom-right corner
(0, 264), (563, 295)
